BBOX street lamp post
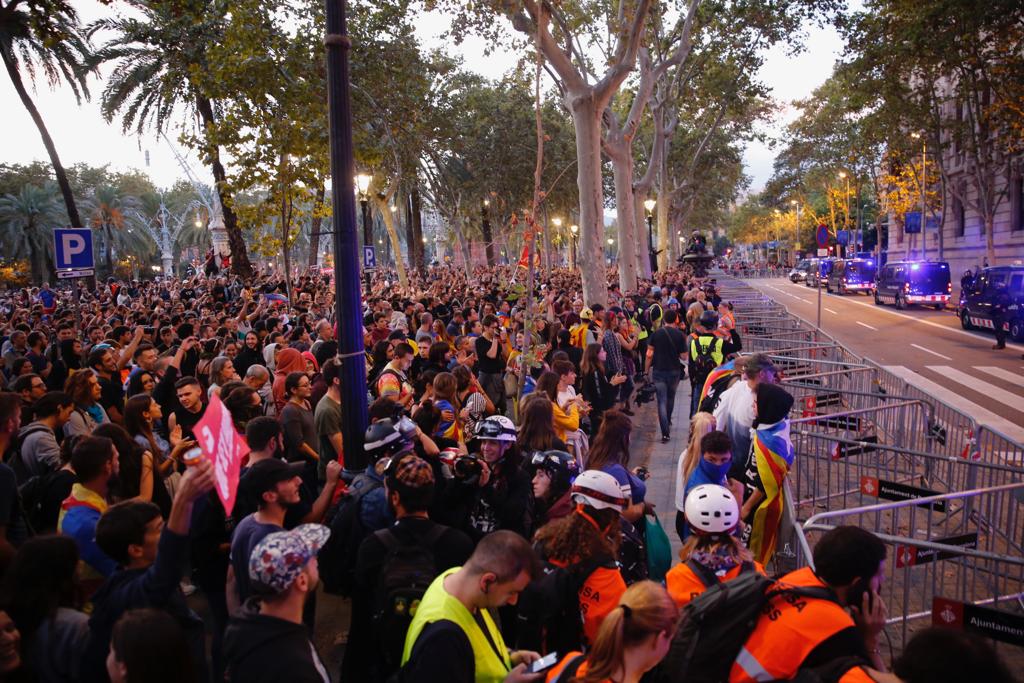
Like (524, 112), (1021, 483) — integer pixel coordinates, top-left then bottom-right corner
(324, 0), (369, 474)
(355, 173), (372, 292)
(643, 198), (656, 276)
(570, 224), (578, 270)
(838, 171), (850, 257)
(790, 199), (800, 266)
(911, 132), (926, 261)
(552, 217), (563, 266)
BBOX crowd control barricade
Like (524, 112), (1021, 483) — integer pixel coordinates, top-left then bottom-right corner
(802, 483), (1024, 652)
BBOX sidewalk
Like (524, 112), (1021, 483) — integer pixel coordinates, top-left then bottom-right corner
(633, 378), (693, 560)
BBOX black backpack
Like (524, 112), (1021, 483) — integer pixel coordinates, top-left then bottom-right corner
(18, 469), (68, 536)
(7, 425), (53, 485)
(319, 473), (383, 596)
(654, 569), (839, 683)
(371, 524), (447, 674)
(516, 554), (615, 655)
(691, 336), (719, 383)
(618, 517), (649, 585)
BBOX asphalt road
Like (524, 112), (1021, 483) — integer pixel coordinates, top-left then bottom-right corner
(742, 277), (1024, 443)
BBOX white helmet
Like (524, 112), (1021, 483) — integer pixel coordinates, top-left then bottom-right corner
(571, 470), (628, 512)
(474, 415), (517, 443)
(684, 484), (739, 534)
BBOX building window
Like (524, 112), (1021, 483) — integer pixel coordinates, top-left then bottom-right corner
(1013, 175), (1024, 232)
(954, 184), (966, 237)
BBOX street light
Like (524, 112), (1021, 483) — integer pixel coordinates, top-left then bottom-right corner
(911, 131), (926, 260)
(569, 223), (578, 269)
(643, 198), (657, 273)
(838, 171), (851, 256)
(355, 173), (372, 291)
(791, 199), (801, 265)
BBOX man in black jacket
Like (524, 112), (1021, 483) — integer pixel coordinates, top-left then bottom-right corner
(223, 524), (332, 683)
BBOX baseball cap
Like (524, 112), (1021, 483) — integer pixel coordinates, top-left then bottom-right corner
(248, 524), (330, 595)
(387, 454), (435, 488)
(245, 458), (305, 496)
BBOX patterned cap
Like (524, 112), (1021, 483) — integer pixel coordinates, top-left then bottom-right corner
(390, 454), (435, 488)
(248, 524), (330, 595)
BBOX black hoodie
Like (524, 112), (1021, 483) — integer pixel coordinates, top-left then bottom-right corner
(223, 600), (329, 683)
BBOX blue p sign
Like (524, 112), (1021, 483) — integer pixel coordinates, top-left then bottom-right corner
(54, 229), (94, 270)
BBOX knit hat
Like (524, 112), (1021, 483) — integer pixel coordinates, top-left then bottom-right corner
(248, 524), (330, 595)
(755, 383), (794, 426)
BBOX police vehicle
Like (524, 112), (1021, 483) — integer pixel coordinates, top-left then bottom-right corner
(804, 258), (835, 288)
(789, 259), (812, 283)
(874, 260), (951, 310)
(958, 265), (1024, 340)
(825, 258), (877, 295)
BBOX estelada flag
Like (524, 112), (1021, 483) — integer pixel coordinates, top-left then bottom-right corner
(194, 393), (250, 515)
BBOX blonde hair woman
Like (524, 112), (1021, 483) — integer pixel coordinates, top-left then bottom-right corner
(674, 411), (716, 539)
(545, 580), (679, 683)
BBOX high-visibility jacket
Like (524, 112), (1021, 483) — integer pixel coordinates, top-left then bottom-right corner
(665, 559), (766, 609)
(689, 334), (725, 368)
(577, 565), (627, 646)
(729, 567), (871, 683)
(402, 568), (511, 683)
(546, 652), (595, 682)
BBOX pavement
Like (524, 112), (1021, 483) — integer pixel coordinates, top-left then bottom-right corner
(742, 277), (1024, 443)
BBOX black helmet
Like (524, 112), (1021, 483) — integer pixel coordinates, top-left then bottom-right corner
(527, 450), (579, 493)
(365, 419), (413, 462)
(698, 311), (719, 329)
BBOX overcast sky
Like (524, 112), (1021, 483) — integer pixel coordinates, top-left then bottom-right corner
(1, 2), (845, 194)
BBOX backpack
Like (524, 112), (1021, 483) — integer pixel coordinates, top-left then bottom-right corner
(7, 425), (54, 485)
(654, 569), (839, 683)
(18, 469), (67, 536)
(370, 368), (402, 400)
(371, 525), (447, 675)
(516, 554), (614, 655)
(690, 336), (719, 382)
(618, 517), (649, 585)
(319, 473), (383, 596)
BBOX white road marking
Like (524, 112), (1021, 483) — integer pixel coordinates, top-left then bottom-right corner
(927, 366), (1024, 415)
(856, 321), (878, 331)
(973, 366), (1024, 389)
(910, 343), (952, 361)
(751, 279), (1024, 352)
(883, 366), (1024, 443)
(824, 307), (838, 315)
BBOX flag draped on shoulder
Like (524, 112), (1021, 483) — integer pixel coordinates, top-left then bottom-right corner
(748, 420), (795, 564)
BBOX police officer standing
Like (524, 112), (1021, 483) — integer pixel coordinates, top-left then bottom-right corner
(991, 282), (1011, 350)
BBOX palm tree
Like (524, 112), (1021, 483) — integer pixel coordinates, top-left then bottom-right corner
(0, 183), (65, 284)
(1, 0), (94, 228)
(83, 185), (153, 276)
(88, 4), (253, 276)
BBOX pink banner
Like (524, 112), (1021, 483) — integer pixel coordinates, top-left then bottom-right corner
(194, 393), (249, 515)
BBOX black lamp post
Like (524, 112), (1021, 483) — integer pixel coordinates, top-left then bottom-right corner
(324, 0), (369, 474)
(570, 223), (578, 270)
(644, 198), (657, 274)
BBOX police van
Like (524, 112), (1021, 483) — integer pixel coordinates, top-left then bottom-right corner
(958, 265), (1024, 340)
(825, 258), (877, 295)
(789, 259), (812, 283)
(804, 258), (835, 288)
(874, 260), (951, 310)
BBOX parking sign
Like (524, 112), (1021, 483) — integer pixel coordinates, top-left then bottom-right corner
(363, 245), (377, 270)
(54, 228), (94, 271)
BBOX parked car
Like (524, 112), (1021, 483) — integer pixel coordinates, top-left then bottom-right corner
(805, 258), (835, 288)
(789, 259), (812, 282)
(874, 260), (951, 310)
(958, 265), (1024, 340)
(826, 258), (877, 295)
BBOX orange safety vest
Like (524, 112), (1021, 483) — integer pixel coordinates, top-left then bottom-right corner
(729, 567), (861, 683)
(546, 652), (598, 682)
(548, 558), (627, 648)
(665, 560), (766, 609)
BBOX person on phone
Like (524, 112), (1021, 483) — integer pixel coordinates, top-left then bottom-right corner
(728, 526), (889, 683)
(475, 315), (507, 416)
(544, 580), (678, 683)
(400, 530), (543, 683)
(580, 343), (625, 439)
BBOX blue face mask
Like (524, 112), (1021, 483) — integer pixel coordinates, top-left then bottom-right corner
(699, 456), (730, 482)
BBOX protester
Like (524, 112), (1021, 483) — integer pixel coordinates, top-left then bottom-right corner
(673, 411), (717, 540)
(105, 608), (197, 683)
(645, 310), (687, 443)
(12, 391), (73, 481)
(58, 435), (119, 590)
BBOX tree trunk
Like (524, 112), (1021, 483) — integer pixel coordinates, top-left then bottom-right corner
(411, 184), (425, 271)
(195, 95), (252, 277)
(451, 216), (473, 277)
(607, 143), (639, 292)
(3, 53), (83, 228)
(656, 161), (670, 271)
(404, 192), (417, 264)
(985, 214), (995, 265)
(375, 197), (409, 287)
(568, 95), (608, 307)
(308, 184), (326, 267)
(481, 203), (495, 267)
(104, 225), (115, 276)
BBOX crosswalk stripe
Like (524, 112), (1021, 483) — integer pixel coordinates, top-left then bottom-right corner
(882, 366), (1024, 443)
(927, 366), (1024, 415)
(974, 366), (1024, 388)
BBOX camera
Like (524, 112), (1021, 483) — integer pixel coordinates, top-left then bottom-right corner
(395, 415), (418, 439)
(635, 381), (657, 406)
(453, 454), (483, 479)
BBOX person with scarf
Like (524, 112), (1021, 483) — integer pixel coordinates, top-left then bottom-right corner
(680, 430), (737, 542)
(271, 348), (307, 414)
(62, 369), (109, 438)
(740, 382), (795, 564)
(233, 331), (263, 378)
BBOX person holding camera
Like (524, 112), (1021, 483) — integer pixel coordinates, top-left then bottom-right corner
(475, 315), (508, 416)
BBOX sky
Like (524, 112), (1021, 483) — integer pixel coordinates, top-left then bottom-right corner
(1, 2), (846, 194)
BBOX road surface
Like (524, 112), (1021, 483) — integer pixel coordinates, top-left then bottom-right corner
(742, 277), (1024, 444)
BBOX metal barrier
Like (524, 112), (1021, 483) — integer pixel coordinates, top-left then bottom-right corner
(716, 273), (1024, 653)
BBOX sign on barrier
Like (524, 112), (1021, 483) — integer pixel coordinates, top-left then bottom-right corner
(831, 435), (878, 459)
(860, 476), (947, 512)
(896, 533), (978, 568)
(933, 597), (1024, 646)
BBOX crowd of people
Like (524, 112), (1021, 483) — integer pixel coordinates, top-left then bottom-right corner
(0, 263), (1016, 683)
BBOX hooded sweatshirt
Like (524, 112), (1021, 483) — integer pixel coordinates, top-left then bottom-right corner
(272, 348), (307, 413)
(224, 600), (330, 683)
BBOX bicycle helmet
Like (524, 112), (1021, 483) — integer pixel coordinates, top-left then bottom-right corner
(364, 419), (413, 462)
(571, 470), (628, 512)
(473, 415), (517, 443)
(527, 450), (579, 492)
(684, 484), (739, 534)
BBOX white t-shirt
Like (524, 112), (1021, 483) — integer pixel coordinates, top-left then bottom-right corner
(713, 381), (755, 463)
(557, 386), (576, 410)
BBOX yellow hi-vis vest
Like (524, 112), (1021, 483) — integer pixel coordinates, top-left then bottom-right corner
(401, 567), (512, 683)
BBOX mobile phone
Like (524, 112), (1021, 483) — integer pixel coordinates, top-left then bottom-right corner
(849, 577), (874, 612)
(528, 652), (559, 674)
